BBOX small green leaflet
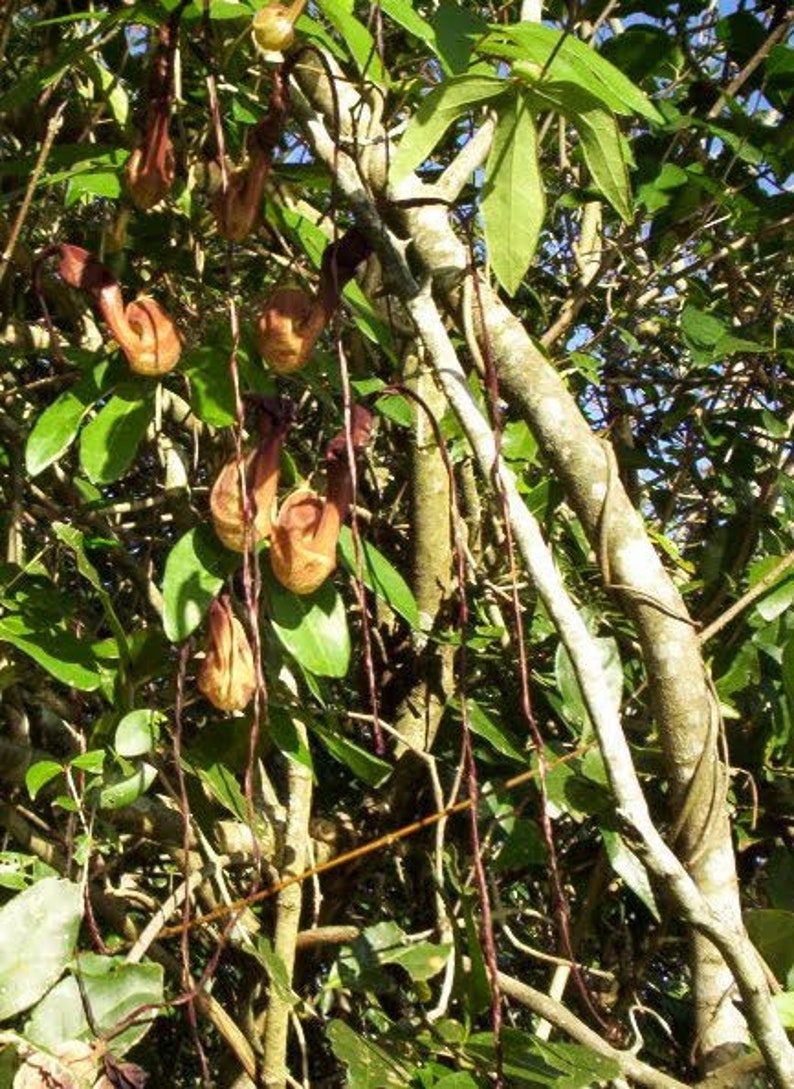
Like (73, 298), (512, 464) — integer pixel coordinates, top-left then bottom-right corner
(338, 526), (420, 629)
(391, 74), (508, 182)
(482, 90), (544, 296)
(79, 381), (156, 485)
(25, 360), (113, 476)
(311, 721), (391, 786)
(161, 525), (239, 643)
(601, 828), (660, 920)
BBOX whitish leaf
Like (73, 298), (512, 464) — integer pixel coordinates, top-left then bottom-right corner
(482, 89), (544, 295)
(25, 955), (163, 1056)
(391, 75), (508, 182)
(479, 23), (661, 122)
(338, 527), (420, 629)
(601, 828), (660, 920)
(263, 567), (351, 678)
(0, 878), (83, 1019)
(115, 709), (164, 757)
(79, 382), (156, 485)
(161, 525), (239, 643)
(25, 361), (112, 476)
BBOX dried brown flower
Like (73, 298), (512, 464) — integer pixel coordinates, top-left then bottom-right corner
(197, 596), (257, 712)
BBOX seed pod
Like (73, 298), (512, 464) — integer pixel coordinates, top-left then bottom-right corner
(255, 287), (328, 374)
(197, 597), (257, 712)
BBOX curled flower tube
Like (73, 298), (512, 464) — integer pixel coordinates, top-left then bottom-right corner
(210, 400), (291, 552)
(125, 17), (181, 210)
(270, 406), (373, 595)
(212, 82), (287, 242)
(255, 228), (372, 374)
(54, 244), (182, 376)
(197, 596), (257, 712)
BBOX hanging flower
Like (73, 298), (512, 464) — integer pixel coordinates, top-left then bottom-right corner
(212, 79), (287, 242)
(197, 596), (257, 712)
(210, 401), (290, 552)
(270, 406), (373, 595)
(125, 18), (180, 210)
(255, 287), (329, 374)
(54, 244), (182, 376)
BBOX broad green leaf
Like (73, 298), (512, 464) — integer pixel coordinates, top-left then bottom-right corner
(316, 0), (388, 86)
(482, 90), (544, 295)
(79, 382), (156, 485)
(532, 81), (632, 221)
(253, 937), (299, 1005)
(338, 526), (420, 629)
(466, 1028), (620, 1086)
(680, 305), (726, 350)
(380, 0), (435, 47)
(335, 921), (451, 988)
(161, 525), (239, 643)
(327, 1020), (414, 1089)
(83, 57), (129, 126)
(25, 760), (64, 800)
(71, 749), (106, 774)
(432, 2), (488, 75)
(601, 828), (660, 920)
(466, 699), (526, 762)
(181, 345), (237, 427)
(115, 709), (164, 757)
(311, 721), (391, 786)
(391, 75), (508, 182)
(269, 708), (314, 771)
(95, 762), (157, 810)
(479, 23), (662, 122)
(0, 614), (101, 691)
(263, 567), (351, 678)
(746, 910), (794, 985)
(25, 955), (163, 1056)
(25, 361), (112, 476)
(0, 878), (83, 1019)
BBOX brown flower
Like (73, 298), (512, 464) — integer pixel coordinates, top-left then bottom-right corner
(255, 287), (328, 374)
(197, 597), (257, 712)
(126, 113), (176, 211)
(252, 0), (307, 53)
(210, 405), (289, 552)
(55, 244), (181, 376)
(270, 406), (373, 595)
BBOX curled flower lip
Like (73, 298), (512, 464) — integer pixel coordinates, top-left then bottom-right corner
(126, 113), (176, 211)
(255, 287), (329, 374)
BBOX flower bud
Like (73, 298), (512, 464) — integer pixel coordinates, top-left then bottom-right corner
(197, 597), (257, 712)
(252, 1), (304, 53)
(255, 287), (328, 374)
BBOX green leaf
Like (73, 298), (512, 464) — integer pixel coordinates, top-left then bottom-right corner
(161, 525), (240, 643)
(432, 2), (488, 75)
(480, 23), (662, 122)
(311, 720), (391, 786)
(338, 526), (420, 629)
(95, 762), (157, 810)
(0, 877), (83, 1019)
(71, 749), (106, 774)
(115, 709), (164, 757)
(681, 305), (726, 350)
(746, 909), (794, 985)
(391, 75), (508, 182)
(25, 955), (163, 1056)
(315, 0), (388, 86)
(263, 567), (351, 678)
(79, 382), (156, 484)
(482, 90), (544, 295)
(466, 1029), (620, 1086)
(380, 0), (435, 47)
(25, 760), (64, 800)
(601, 828), (660, 920)
(181, 346), (237, 427)
(0, 614), (102, 691)
(466, 700), (526, 762)
(555, 635), (622, 736)
(269, 708), (314, 772)
(327, 1020), (414, 1088)
(25, 361), (112, 476)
